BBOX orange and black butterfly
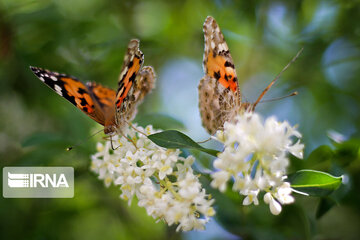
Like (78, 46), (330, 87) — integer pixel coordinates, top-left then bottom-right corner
(199, 16), (299, 134)
(31, 39), (155, 135)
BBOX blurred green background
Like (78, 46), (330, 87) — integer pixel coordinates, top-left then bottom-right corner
(1, 0), (360, 239)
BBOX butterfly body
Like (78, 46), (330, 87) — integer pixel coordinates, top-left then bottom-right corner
(31, 39), (155, 135)
(199, 16), (252, 135)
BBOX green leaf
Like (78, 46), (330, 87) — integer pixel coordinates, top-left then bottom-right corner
(134, 113), (185, 130)
(148, 130), (219, 157)
(306, 145), (334, 164)
(289, 170), (343, 196)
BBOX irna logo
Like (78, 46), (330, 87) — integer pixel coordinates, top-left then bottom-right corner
(8, 172), (69, 188)
(3, 167), (74, 198)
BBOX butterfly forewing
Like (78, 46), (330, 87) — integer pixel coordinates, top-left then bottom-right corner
(118, 66), (156, 122)
(199, 16), (240, 134)
(115, 39), (156, 127)
(115, 40), (144, 110)
(30, 66), (106, 125)
(203, 16), (239, 94)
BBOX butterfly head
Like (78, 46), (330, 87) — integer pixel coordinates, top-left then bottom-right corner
(104, 125), (117, 135)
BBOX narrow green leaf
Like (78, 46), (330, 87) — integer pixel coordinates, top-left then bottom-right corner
(148, 130), (219, 157)
(289, 170), (343, 196)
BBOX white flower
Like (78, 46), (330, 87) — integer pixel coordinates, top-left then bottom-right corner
(275, 182), (295, 204)
(210, 171), (230, 192)
(211, 112), (304, 215)
(91, 124), (215, 231)
(243, 189), (260, 206)
(264, 192), (282, 215)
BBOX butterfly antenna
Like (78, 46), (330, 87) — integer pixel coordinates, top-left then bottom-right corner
(66, 129), (103, 151)
(259, 91), (298, 103)
(252, 47), (304, 110)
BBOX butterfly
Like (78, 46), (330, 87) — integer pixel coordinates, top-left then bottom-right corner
(199, 16), (299, 134)
(31, 39), (155, 135)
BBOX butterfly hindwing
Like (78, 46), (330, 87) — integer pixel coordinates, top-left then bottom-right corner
(30, 66), (105, 125)
(86, 82), (116, 111)
(86, 82), (118, 132)
(199, 75), (238, 135)
(199, 16), (241, 134)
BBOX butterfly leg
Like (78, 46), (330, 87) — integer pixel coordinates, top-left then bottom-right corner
(102, 135), (122, 150)
(109, 135), (118, 150)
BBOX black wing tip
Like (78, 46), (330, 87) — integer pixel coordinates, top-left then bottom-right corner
(29, 66), (37, 71)
(29, 66), (45, 73)
(29, 66), (42, 76)
(29, 66), (61, 76)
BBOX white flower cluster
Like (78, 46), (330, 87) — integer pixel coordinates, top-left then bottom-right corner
(91, 125), (215, 231)
(211, 112), (304, 215)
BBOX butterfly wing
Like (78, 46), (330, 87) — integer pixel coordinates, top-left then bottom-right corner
(199, 16), (240, 134)
(120, 66), (155, 121)
(115, 39), (155, 128)
(86, 82), (116, 109)
(30, 66), (106, 125)
(86, 82), (117, 132)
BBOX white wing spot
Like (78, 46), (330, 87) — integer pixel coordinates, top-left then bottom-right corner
(119, 67), (128, 80)
(211, 41), (215, 49)
(218, 43), (224, 52)
(50, 76), (58, 81)
(39, 77), (45, 82)
(54, 84), (63, 96)
(218, 43), (228, 52)
(117, 87), (124, 96)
